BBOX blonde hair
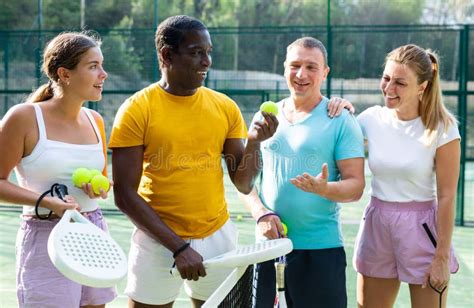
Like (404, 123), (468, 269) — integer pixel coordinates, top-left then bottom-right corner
(386, 44), (456, 143)
(28, 32), (101, 103)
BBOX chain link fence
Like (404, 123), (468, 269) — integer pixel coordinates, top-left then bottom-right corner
(1, 24), (472, 224)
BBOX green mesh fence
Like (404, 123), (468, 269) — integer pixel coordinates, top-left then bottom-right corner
(0, 24), (472, 224)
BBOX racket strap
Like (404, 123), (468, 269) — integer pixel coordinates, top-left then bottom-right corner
(35, 183), (68, 220)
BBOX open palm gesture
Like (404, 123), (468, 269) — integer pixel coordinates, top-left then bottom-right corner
(290, 163), (329, 196)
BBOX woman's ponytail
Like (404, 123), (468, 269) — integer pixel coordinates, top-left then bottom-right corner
(27, 81), (54, 103)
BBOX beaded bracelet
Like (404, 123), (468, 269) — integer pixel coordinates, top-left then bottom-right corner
(173, 242), (190, 259)
(256, 212), (280, 224)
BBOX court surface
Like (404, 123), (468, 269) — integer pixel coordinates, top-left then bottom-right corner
(0, 171), (473, 307)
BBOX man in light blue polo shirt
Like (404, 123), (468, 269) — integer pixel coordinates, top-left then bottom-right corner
(240, 37), (365, 307)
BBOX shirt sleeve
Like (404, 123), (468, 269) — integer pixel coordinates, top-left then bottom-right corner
(356, 111), (367, 138)
(108, 98), (148, 148)
(356, 106), (380, 139)
(437, 120), (461, 148)
(335, 112), (365, 161)
(226, 99), (248, 139)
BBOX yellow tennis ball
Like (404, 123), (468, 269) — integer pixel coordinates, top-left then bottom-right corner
(236, 214), (243, 221)
(71, 168), (93, 188)
(281, 222), (288, 236)
(259, 101), (279, 116)
(89, 169), (102, 178)
(90, 174), (110, 195)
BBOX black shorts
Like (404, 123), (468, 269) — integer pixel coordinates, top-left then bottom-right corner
(254, 247), (347, 308)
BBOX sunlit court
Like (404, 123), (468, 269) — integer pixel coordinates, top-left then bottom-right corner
(1, 167), (473, 307)
(1, 1), (474, 307)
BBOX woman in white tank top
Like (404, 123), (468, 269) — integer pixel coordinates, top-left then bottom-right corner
(0, 32), (116, 307)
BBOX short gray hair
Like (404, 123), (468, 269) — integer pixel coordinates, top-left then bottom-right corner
(286, 37), (328, 67)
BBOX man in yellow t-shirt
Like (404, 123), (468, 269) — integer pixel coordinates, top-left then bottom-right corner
(109, 15), (278, 307)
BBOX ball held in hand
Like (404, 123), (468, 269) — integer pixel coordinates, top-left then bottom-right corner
(281, 222), (288, 236)
(89, 169), (102, 178)
(90, 174), (110, 195)
(71, 168), (93, 188)
(259, 101), (279, 116)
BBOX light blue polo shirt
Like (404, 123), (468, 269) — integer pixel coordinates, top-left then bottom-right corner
(253, 97), (364, 249)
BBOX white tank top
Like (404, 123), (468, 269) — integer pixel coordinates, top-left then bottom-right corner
(15, 104), (105, 215)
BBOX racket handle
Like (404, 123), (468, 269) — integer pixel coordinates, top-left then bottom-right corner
(61, 209), (90, 224)
(275, 262), (285, 290)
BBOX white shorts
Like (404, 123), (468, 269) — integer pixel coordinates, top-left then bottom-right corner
(125, 219), (238, 305)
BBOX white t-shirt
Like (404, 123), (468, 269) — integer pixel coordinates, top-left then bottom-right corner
(358, 106), (460, 202)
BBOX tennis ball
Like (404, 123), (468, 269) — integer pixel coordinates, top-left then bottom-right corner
(89, 169), (102, 178)
(259, 101), (279, 116)
(236, 214), (243, 221)
(71, 168), (93, 188)
(90, 174), (110, 195)
(281, 222), (288, 236)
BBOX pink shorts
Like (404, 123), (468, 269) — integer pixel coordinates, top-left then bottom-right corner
(353, 197), (459, 284)
(16, 208), (117, 307)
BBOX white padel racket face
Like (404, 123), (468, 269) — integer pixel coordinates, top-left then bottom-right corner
(205, 238), (293, 268)
(48, 210), (127, 288)
(171, 238), (293, 277)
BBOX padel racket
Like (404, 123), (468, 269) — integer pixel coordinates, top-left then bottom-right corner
(172, 238), (292, 276)
(274, 260), (288, 308)
(47, 184), (127, 288)
(274, 227), (288, 308)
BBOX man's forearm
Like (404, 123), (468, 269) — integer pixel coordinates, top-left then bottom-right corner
(321, 178), (364, 202)
(238, 187), (269, 220)
(114, 189), (187, 252)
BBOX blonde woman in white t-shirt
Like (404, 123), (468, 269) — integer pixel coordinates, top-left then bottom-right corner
(0, 32), (115, 308)
(329, 44), (460, 308)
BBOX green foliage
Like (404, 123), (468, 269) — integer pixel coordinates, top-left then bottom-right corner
(0, 0), (470, 84)
(43, 0), (80, 29)
(0, 0), (40, 29)
(101, 18), (143, 81)
(331, 0), (426, 25)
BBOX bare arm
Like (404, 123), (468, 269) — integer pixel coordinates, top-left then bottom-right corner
(290, 158), (365, 202)
(424, 139), (460, 289)
(238, 187), (284, 240)
(112, 146), (206, 280)
(225, 112), (278, 194)
(0, 104), (78, 215)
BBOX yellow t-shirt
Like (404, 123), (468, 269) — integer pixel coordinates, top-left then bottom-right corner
(109, 84), (247, 238)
